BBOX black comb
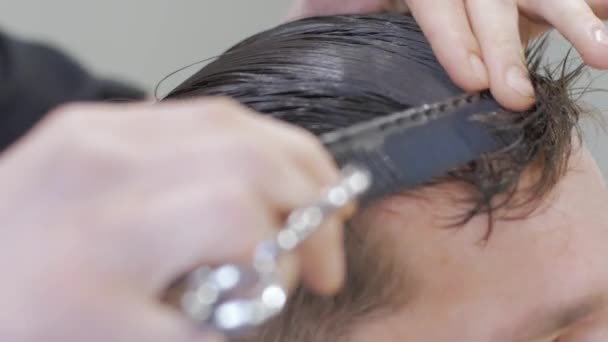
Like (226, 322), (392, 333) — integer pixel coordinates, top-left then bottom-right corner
(320, 93), (511, 203)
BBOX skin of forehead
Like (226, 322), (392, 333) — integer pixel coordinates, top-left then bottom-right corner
(347, 146), (608, 341)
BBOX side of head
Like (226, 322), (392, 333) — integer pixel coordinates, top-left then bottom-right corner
(165, 14), (608, 342)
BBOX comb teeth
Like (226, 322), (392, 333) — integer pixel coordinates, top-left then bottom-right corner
(345, 151), (404, 204)
(321, 93), (480, 153)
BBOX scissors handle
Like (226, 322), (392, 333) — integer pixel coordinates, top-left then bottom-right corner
(179, 165), (372, 336)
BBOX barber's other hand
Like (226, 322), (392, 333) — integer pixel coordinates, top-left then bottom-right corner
(0, 99), (342, 342)
(291, 0), (608, 111)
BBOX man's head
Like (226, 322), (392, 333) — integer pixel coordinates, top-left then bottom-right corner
(165, 14), (608, 342)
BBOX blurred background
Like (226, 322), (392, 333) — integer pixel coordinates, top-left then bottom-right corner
(0, 0), (606, 178)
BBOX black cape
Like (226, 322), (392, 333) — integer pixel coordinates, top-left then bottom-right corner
(0, 32), (145, 151)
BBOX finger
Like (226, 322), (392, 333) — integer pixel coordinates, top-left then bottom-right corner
(467, 0), (536, 111)
(246, 116), (347, 293)
(248, 113), (340, 187)
(587, 0), (608, 19)
(240, 121), (345, 294)
(171, 97), (340, 189)
(196, 131), (330, 211)
(198, 98), (339, 196)
(215, 116), (346, 294)
(406, 0), (489, 92)
(276, 252), (301, 292)
(129, 181), (281, 292)
(298, 215), (346, 295)
(525, 0), (608, 70)
(59, 98), (252, 151)
(133, 99), (344, 294)
(130, 147), (327, 291)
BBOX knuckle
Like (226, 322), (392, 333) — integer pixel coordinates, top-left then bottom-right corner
(44, 103), (94, 131)
(23, 105), (138, 186)
(41, 107), (95, 153)
(42, 116), (132, 172)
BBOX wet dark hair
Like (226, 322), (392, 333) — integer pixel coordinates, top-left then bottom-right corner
(165, 13), (583, 228)
(164, 13), (586, 341)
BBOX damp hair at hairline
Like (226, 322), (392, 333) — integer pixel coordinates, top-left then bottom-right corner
(163, 13), (589, 235)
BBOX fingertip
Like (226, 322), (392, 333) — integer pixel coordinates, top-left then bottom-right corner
(300, 219), (346, 296)
(307, 250), (345, 296)
(466, 0), (536, 111)
(491, 88), (536, 112)
(408, 0), (489, 92)
(539, 1), (608, 69)
(320, 226), (346, 296)
(491, 64), (536, 111)
(580, 25), (608, 70)
(579, 51), (608, 71)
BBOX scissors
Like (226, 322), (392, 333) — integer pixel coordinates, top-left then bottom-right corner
(177, 92), (509, 337)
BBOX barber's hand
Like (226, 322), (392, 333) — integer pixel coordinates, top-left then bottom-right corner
(0, 99), (342, 342)
(291, 0), (608, 111)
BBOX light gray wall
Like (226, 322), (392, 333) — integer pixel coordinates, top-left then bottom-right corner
(0, 1), (606, 178)
(0, 1), (290, 90)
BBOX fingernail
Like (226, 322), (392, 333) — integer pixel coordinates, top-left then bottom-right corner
(506, 65), (535, 97)
(592, 25), (608, 46)
(469, 54), (489, 85)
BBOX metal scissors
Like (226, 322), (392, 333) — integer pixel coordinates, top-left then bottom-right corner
(177, 93), (509, 337)
(179, 166), (371, 336)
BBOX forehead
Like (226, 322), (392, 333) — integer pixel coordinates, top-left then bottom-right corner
(354, 149), (608, 340)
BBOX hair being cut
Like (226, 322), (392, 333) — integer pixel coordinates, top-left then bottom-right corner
(164, 13), (586, 341)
